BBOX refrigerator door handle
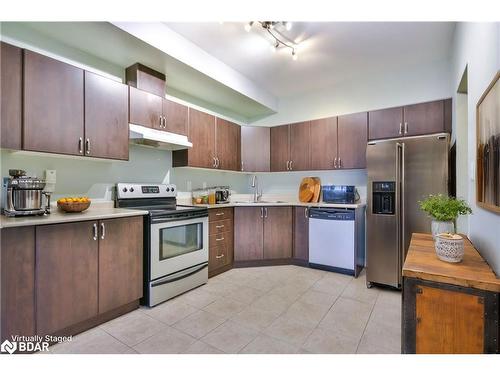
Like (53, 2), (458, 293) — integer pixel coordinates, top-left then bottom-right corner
(396, 142), (404, 286)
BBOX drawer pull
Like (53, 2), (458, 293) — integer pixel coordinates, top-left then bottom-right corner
(215, 212), (224, 216)
(215, 225), (225, 229)
(216, 254), (225, 259)
(216, 237), (225, 241)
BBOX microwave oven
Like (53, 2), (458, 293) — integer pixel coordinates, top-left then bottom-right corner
(322, 185), (357, 204)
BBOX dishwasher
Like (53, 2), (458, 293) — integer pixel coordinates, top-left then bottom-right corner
(308, 207), (365, 277)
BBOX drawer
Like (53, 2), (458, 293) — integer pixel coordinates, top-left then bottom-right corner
(208, 207), (233, 222)
(209, 219), (232, 235)
(209, 232), (230, 249)
(208, 233), (233, 271)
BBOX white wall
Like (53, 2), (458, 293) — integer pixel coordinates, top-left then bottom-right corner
(450, 22), (500, 274)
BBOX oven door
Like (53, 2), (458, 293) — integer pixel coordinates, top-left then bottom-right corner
(150, 215), (209, 280)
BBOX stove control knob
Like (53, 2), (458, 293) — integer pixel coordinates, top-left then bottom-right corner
(130, 187), (134, 192)
(166, 187), (170, 192)
(122, 187), (128, 193)
(171, 187), (175, 192)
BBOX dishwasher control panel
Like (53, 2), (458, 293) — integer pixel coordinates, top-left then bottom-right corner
(308, 208), (355, 221)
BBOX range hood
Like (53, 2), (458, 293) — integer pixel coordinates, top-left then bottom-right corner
(129, 124), (192, 150)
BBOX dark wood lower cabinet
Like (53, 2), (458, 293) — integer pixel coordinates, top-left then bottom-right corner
(98, 217), (143, 314)
(293, 207), (309, 262)
(36, 221), (99, 336)
(208, 208), (234, 277)
(234, 207), (264, 261)
(263, 207), (293, 259)
(1, 227), (35, 341)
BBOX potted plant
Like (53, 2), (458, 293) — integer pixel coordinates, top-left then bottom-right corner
(419, 194), (472, 239)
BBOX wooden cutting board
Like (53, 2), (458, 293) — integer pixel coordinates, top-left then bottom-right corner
(298, 177), (321, 203)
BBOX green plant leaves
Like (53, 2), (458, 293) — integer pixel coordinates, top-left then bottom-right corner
(419, 194), (472, 222)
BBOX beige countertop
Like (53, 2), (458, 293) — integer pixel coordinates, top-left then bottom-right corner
(178, 199), (365, 210)
(1, 203), (148, 229)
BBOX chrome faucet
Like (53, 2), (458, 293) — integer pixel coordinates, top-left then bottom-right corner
(251, 175), (262, 202)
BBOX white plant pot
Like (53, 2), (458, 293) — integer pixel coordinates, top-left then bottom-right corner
(435, 233), (465, 263)
(431, 220), (455, 239)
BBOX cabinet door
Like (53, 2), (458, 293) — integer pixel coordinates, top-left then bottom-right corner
(129, 86), (162, 129)
(36, 221), (98, 335)
(187, 108), (216, 168)
(338, 112), (368, 169)
(293, 207), (309, 261)
(1, 42), (22, 150)
(263, 207), (293, 259)
(241, 126), (270, 172)
(163, 99), (188, 135)
(85, 71), (129, 160)
(289, 121), (311, 171)
(1, 226), (35, 341)
(216, 118), (241, 171)
(23, 50), (84, 155)
(404, 100), (444, 137)
(310, 117), (337, 170)
(98, 217), (143, 314)
(234, 207), (263, 261)
(270, 125), (290, 172)
(368, 107), (404, 140)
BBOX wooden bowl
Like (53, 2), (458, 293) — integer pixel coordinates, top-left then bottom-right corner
(57, 201), (91, 213)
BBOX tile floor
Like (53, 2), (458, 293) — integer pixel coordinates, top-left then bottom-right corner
(48, 265), (401, 354)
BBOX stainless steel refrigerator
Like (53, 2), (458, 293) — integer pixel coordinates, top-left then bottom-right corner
(366, 133), (449, 289)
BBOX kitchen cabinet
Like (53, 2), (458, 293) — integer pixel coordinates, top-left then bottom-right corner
(337, 112), (368, 169)
(263, 207), (293, 259)
(85, 71), (129, 160)
(1, 227), (35, 341)
(293, 207), (309, 262)
(23, 50), (84, 156)
(126, 62), (166, 97)
(270, 125), (290, 172)
(241, 126), (270, 172)
(234, 207), (264, 261)
(129, 86), (163, 129)
(208, 208), (234, 276)
(289, 121), (311, 171)
(310, 117), (338, 170)
(1, 42), (22, 150)
(98, 217), (143, 314)
(234, 206), (292, 262)
(368, 99), (452, 140)
(216, 118), (241, 171)
(163, 99), (188, 136)
(36, 221), (99, 335)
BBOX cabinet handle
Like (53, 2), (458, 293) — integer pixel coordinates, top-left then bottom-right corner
(241, 161), (244, 171)
(334, 157), (337, 169)
(159, 114), (163, 127)
(216, 237), (225, 241)
(215, 212), (224, 216)
(289, 160), (293, 170)
(216, 254), (225, 259)
(85, 138), (90, 155)
(212, 156), (217, 168)
(78, 137), (83, 154)
(92, 223), (98, 241)
(260, 207), (263, 218)
(339, 157), (342, 168)
(163, 116), (167, 128)
(216, 157), (220, 168)
(399, 122), (403, 135)
(264, 207), (268, 218)
(286, 160), (290, 170)
(404, 122), (408, 135)
(215, 224), (225, 229)
(100, 222), (105, 240)
(304, 207), (309, 219)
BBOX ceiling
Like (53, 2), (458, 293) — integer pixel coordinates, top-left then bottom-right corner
(165, 22), (456, 97)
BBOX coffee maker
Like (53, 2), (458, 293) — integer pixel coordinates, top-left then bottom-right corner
(3, 169), (53, 217)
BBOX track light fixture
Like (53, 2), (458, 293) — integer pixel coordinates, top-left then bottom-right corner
(243, 21), (299, 60)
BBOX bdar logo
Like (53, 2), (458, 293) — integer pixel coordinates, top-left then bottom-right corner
(1, 340), (17, 354)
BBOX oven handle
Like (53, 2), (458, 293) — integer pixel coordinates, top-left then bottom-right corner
(151, 262), (208, 287)
(151, 212), (208, 223)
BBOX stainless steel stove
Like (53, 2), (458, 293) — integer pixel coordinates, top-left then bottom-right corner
(116, 183), (208, 307)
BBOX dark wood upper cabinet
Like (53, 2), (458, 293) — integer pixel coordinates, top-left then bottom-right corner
(85, 71), (129, 160)
(216, 118), (241, 171)
(182, 108), (216, 168)
(1, 42), (22, 150)
(289, 121), (311, 171)
(337, 112), (368, 169)
(126, 63), (166, 97)
(263, 207), (293, 259)
(270, 125), (290, 172)
(23, 50), (84, 156)
(293, 207), (309, 262)
(1, 226), (35, 341)
(310, 117), (338, 170)
(241, 126), (270, 172)
(36, 221), (98, 335)
(404, 100), (445, 137)
(163, 99), (188, 136)
(368, 107), (403, 140)
(234, 207), (264, 261)
(98, 217), (143, 314)
(129, 86), (163, 129)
